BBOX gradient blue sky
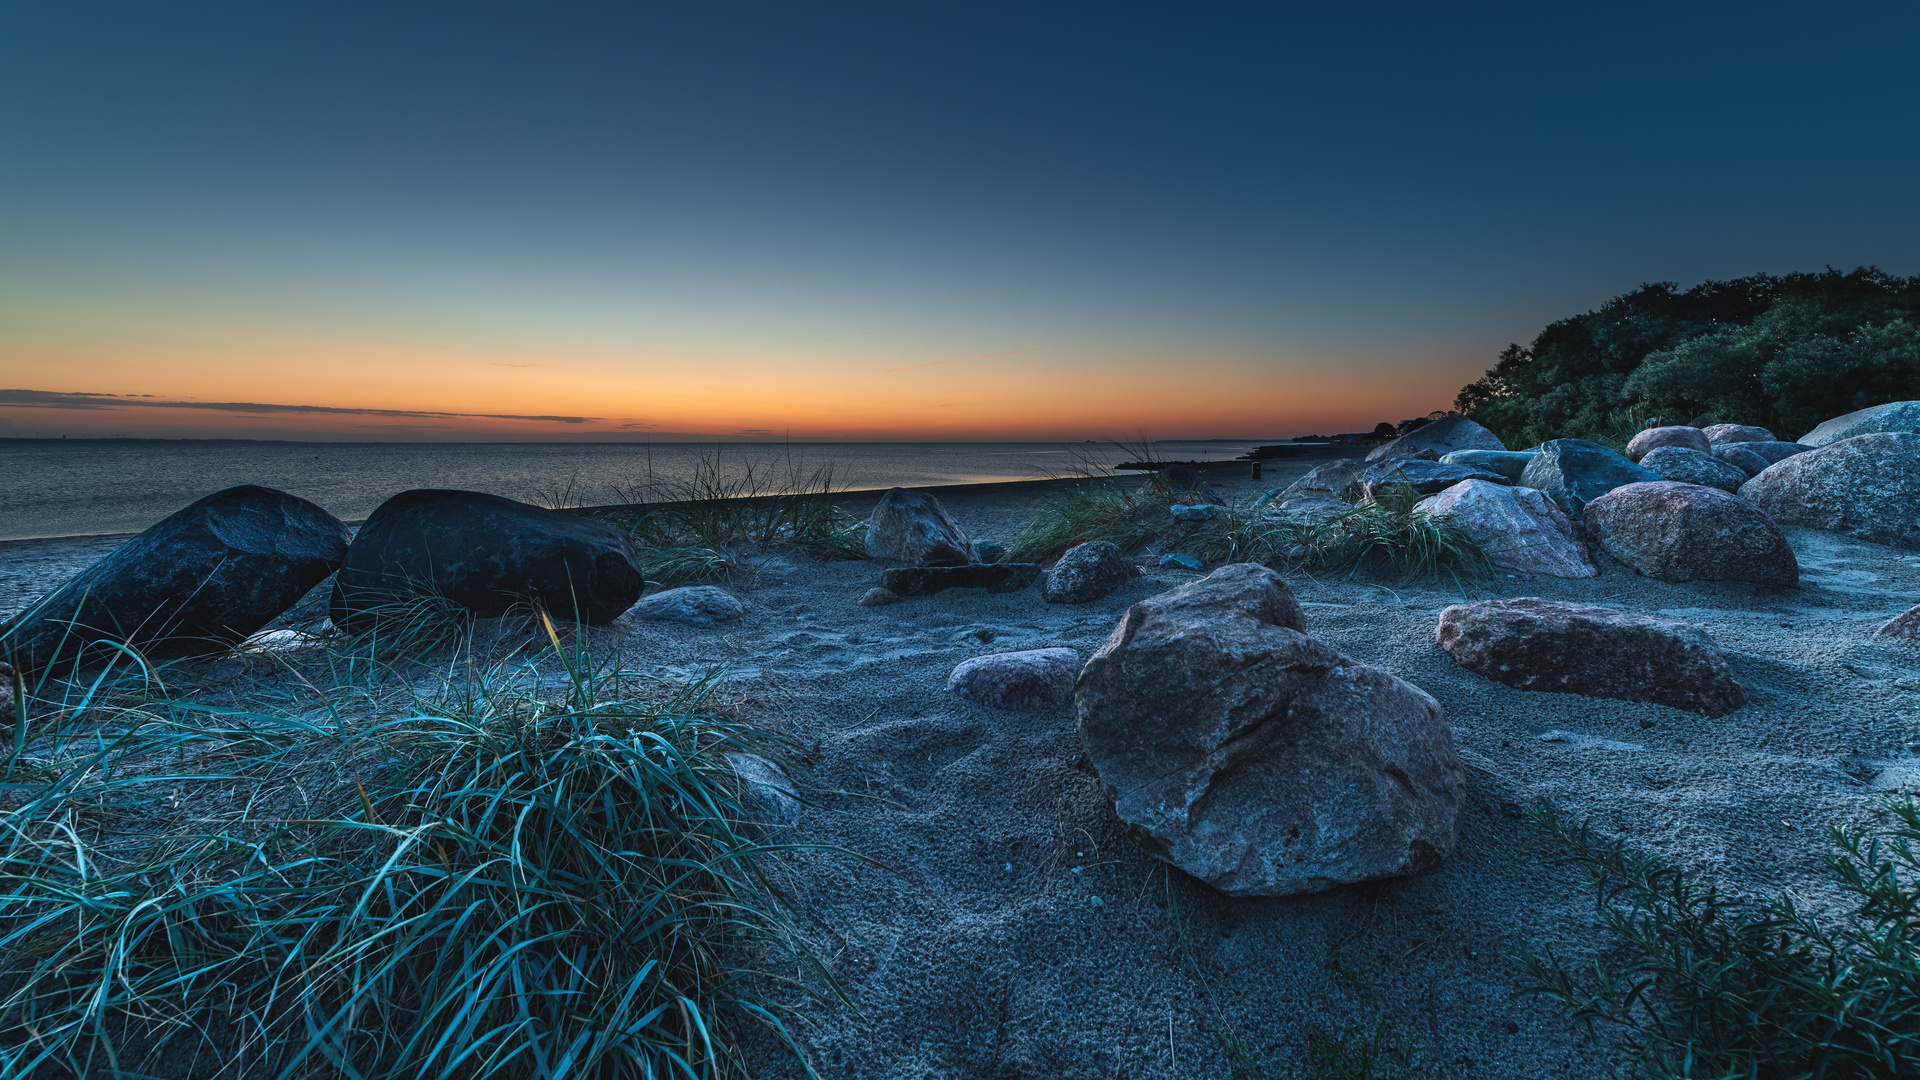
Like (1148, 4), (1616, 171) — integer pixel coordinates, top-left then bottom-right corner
(3, 1), (1917, 440)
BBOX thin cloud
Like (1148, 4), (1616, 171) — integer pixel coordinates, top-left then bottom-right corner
(878, 346), (1054, 374)
(0, 389), (594, 424)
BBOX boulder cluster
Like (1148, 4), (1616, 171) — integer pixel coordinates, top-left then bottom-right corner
(1, 485), (648, 675)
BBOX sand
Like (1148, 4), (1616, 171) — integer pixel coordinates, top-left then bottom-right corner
(5, 462), (1919, 1079)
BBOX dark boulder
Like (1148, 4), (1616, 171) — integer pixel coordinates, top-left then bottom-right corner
(881, 563), (1041, 596)
(864, 488), (972, 565)
(1585, 481), (1798, 586)
(1076, 565), (1463, 897)
(1357, 459), (1510, 502)
(1042, 541), (1139, 604)
(330, 490), (643, 631)
(1625, 425), (1710, 461)
(1276, 459), (1366, 503)
(1364, 414), (1504, 463)
(1438, 449), (1537, 482)
(1517, 439), (1660, 527)
(1713, 441), (1812, 478)
(1435, 598), (1746, 717)
(1637, 445), (1751, 493)
(1738, 433), (1920, 549)
(2, 486), (349, 673)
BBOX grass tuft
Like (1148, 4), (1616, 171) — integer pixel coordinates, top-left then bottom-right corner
(607, 451), (867, 574)
(1519, 801), (1920, 1079)
(0, 625), (833, 1079)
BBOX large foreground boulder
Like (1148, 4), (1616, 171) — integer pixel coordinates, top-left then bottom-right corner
(1076, 564), (1464, 897)
(1625, 425), (1711, 461)
(1438, 449), (1537, 482)
(1, 486), (348, 673)
(1799, 401), (1920, 447)
(865, 488), (971, 565)
(948, 648), (1079, 710)
(1435, 598), (1746, 716)
(1738, 433), (1920, 549)
(1713, 440), (1811, 478)
(1702, 423), (1776, 445)
(1042, 541), (1138, 604)
(1414, 480), (1596, 578)
(1517, 439), (1661, 527)
(1637, 445), (1751, 493)
(1585, 482), (1798, 586)
(330, 490), (643, 631)
(1364, 414), (1504, 463)
(1356, 459), (1509, 502)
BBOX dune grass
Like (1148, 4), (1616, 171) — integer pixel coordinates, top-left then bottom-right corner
(604, 451), (867, 586)
(0, 616), (833, 1079)
(1008, 475), (1487, 583)
(1520, 801), (1920, 1079)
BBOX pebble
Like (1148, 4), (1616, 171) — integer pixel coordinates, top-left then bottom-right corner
(1089, 895), (1103, 907)
(1158, 553), (1204, 571)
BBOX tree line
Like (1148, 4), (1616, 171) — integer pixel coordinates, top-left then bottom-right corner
(1455, 266), (1920, 448)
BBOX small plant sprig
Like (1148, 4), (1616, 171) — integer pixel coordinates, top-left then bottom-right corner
(1519, 801), (1920, 1079)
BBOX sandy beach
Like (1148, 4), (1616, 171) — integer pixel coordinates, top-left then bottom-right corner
(4, 458), (1918, 1079)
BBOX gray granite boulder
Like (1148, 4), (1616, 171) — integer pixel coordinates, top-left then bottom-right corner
(1739, 433), (1920, 549)
(882, 563), (1041, 596)
(1799, 401), (1920, 447)
(1356, 459), (1510, 502)
(1626, 425), (1712, 461)
(1637, 445), (1751, 493)
(1702, 423), (1776, 445)
(1714, 440), (1812, 477)
(864, 487), (972, 566)
(1364, 414), (1505, 463)
(1438, 449), (1538, 482)
(1077, 564), (1464, 897)
(3, 485), (349, 673)
(948, 648), (1079, 710)
(1435, 598), (1746, 716)
(633, 586), (744, 626)
(1414, 480), (1596, 578)
(1585, 481), (1798, 586)
(970, 538), (1007, 564)
(1042, 541), (1138, 604)
(330, 490), (642, 632)
(1517, 439), (1661, 527)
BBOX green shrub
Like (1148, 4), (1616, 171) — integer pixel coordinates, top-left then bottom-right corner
(1519, 802), (1920, 1079)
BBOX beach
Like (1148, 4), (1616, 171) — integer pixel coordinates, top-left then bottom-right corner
(5, 457), (1918, 1077)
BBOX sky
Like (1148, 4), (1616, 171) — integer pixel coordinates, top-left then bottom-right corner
(2, 1), (1917, 442)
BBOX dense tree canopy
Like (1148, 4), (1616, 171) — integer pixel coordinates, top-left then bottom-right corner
(1455, 268), (1920, 447)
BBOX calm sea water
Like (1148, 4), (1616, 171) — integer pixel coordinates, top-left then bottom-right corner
(0, 439), (1269, 540)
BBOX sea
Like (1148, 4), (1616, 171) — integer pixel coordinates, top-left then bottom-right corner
(0, 438), (1273, 541)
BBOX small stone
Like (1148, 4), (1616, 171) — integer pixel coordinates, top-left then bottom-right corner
(857, 587), (904, 607)
(1170, 504), (1220, 523)
(723, 752), (801, 823)
(1042, 541), (1139, 604)
(1158, 553), (1204, 571)
(1626, 425), (1711, 461)
(633, 586), (746, 627)
(0, 661), (14, 718)
(1877, 604), (1920, 640)
(1088, 895), (1103, 907)
(946, 647), (1079, 710)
